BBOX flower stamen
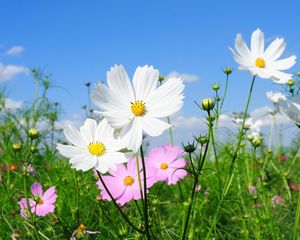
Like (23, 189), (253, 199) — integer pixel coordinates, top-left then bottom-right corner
(160, 163), (168, 170)
(131, 100), (146, 116)
(124, 176), (135, 186)
(88, 142), (106, 156)
(255, 58), (266, 68)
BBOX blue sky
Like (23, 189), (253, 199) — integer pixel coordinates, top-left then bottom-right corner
(1, 0), (300, 145)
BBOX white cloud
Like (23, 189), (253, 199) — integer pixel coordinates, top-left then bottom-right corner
(6, 46), (24, 56)
(0, 63), (29, 82)
(147, 106), (295, 148)
(4, 98), (23, 110)
(166, 71), (198, 83)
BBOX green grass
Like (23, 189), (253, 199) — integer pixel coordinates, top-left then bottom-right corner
(0, 70), (300, 239)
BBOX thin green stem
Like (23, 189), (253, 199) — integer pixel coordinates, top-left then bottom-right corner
(293, 189), (300, 240)
(223, 75), (256, 197)
(208, 111), (222, 196)
(96, 171), (143, 233)
(140, 146), (151, 240)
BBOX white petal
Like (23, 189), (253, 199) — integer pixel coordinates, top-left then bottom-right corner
(147, 77), (184, 118)
(94, 118), (114, 143)
(251, 28), (264, 57)
(80, 118), (97, 143)
(70, 154), (97, 172)
(234, 34), (252, 60)
(64, 125), (87, 148)
(107, 65), (135, 103)
(268, 70), (293, 84)
(264, 38), (285, 62)
(132, 65), (159, 101)
(267, 55), (296, 70)
(91, 82), (129, 112)
(126, 118), (143, 152)
(100, 111), (132, 129)
(56, 144), (86, 158)
(141, 116), (170, 137)
(229, 48), (252, 67)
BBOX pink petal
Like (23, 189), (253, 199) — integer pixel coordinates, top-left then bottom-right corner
(31, 182), (43, 197)
(97, 176), (126, 200)
(42, 187), (57, 204)
(108, 163), (128, 179)
(36, 204), (55, 216)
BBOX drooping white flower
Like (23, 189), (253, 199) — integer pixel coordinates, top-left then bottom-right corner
(244, 118), (263, 135)
(266, 91), (286, 104)
(230, 28), (296, 83)
(278, 96), (300, 127)
(91, 65), (184, 152)
(56, 118), (128, 173)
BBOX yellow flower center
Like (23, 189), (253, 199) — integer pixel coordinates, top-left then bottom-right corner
(131, 100), (146, 116)
(38, 199), (44, 205)
(124, 176), (135, 186)
(88, 142), (106, 156)
(255, 58), (266, 68)
(160, 163), (168, 170)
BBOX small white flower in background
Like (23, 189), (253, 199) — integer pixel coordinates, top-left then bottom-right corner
(91, 65), (184, 152)
(244, 118), (262, 133)
(230, 28), (296, 83)
(56, 118), (128, 173)
(266, 91), (286, 104)
(278, 96), (300, 128)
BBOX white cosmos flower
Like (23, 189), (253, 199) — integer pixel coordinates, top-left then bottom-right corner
(91, 65), (184, 152)
(244, 118), (263, 133)
(278, 96), (300, 128)
(266, 91), (286, 104)
(230, 28), (296, 83)
(56, 118), (128, 173)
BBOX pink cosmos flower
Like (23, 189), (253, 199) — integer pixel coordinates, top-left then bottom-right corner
(145, 145), (187, 185)
(31, 182), (57, 216)
(18, 198), (36, 218)
(18, 182), (57, 218)
(272, 195), (285, 207)
(290, 184), (300, 191)
(97, 157), (155, 206)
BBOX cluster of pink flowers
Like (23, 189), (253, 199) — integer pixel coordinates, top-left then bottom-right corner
(97, 144), (187, 206)
(18, 182), (57, 218)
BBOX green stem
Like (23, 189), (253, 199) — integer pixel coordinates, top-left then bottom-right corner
(96, 171), (143, 233)
(293, 189), (300, 240)
(140, 146), (151, 240)
(208, 111), (222, 196)
(223, 75), (256, 197)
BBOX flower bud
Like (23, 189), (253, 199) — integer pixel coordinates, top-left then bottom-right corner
(212, 84), (220, 91)
(201, 98), (215, 111)
(207, 115), (216, 122)
(183, 142), (197, 153)
(251, 138), (261, 148)
(30, 146), (39, 153)
(12, 143), (22, 152)
(158, 75), (164, 83)
(247, 135), (254, 141)
(223, 67), (232, 75)
(196, 135), (208, 145)
(287, 79), (295, 87)
(297, 72), (300, 77)
(28, 128), (39, 139)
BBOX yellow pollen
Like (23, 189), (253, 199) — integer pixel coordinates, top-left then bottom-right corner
(131, 100), (146, 116)
(124, 176), (135, 186)
(77, 224), (86, 233)
(160, 163), (168, 170)
(38, 199), (44, 205)
(88, 142), (106, 156)
(255, 58), (265, 68)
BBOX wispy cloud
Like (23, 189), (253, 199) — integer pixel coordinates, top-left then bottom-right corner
(4, 98), (23, 110)
(148, 106), (294, 147)
(0, 63), (29, 82)
(5, 45), (24, 56)
(166, 71), (198, 83)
